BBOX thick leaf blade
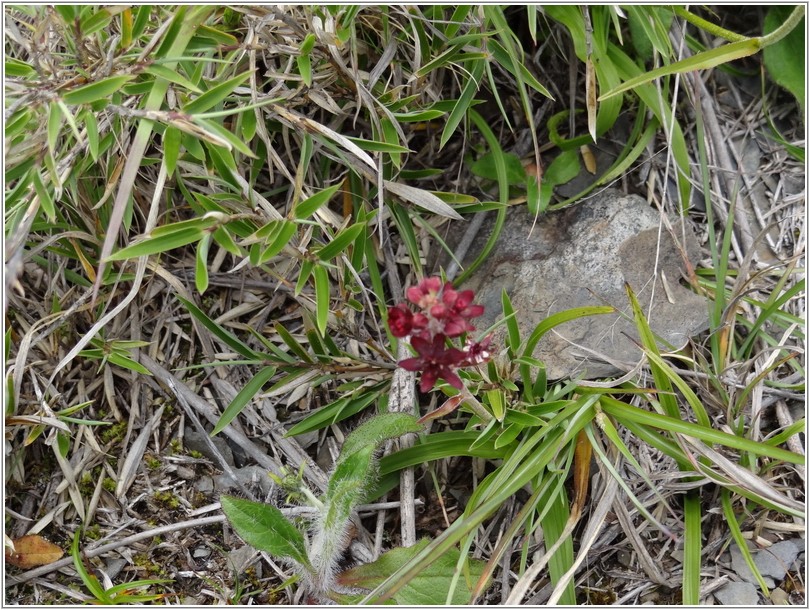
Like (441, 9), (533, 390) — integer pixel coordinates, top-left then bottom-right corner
(104, 227), (205, 261)
(177, 295), (262, 360)
(599, 38), (761, 101)
(182, 71), (251, 115)
(62, 75), (135, 105)
(384, 180), (463, 220)
(313, 263), (330, 336)
(316, 222), (366, 261)
(294, 184), (342, 219)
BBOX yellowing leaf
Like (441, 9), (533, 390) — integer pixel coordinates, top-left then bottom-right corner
(6, 535), (64, 569)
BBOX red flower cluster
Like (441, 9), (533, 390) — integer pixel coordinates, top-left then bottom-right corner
(388, 276), (492, 392)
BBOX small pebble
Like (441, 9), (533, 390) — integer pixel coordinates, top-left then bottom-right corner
(213, 465), (274, 495)
(103, 557), (128, 580)
(770, 587), (789, 605)
(616, 549), (633, 568)
(184, 427), (235, 467)
(195, 476), (214, 493)
(227, 545), (260, 577)
(294, 430), (319, 449)
(175, 465), (196, 480)
(193, 547), (211, 559)
(730, 542), (775, 588)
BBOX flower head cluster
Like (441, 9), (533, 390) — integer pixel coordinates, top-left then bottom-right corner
(388, 276), (492, 393)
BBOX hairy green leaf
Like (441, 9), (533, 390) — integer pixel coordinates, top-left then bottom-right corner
(220, 495), (312, 569)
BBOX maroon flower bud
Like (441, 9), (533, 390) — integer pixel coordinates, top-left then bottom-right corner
(387, 304), (413, 338)
(406, 276), (443, 308)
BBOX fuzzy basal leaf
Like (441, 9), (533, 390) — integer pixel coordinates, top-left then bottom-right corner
(220, 495), (312, 570)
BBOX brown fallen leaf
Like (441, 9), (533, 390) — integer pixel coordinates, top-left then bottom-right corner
(5, 534), (64, 569)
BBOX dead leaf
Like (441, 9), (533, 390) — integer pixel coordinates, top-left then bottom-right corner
(585, 58), (597, 142)
(418, 395), (463, 424)
(580, 144), (597, 174)
(383, 180), (463, 220)
(5, 535), (64, 569)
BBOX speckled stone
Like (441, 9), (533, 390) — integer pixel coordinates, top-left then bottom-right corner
(463, 190), (708, 379)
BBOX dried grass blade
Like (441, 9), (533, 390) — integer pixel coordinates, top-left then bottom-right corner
(682, 436), (804, 515)
(51, 448), (85, 522)
(383, 180), (463, 220)
(115, 405), (165, 499)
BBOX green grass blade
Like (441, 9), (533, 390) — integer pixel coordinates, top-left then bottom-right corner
(61, 75), (135, 106)
(453, 109), (508, 285)
(176, 295), (262, 360)
(522, 306), (615, 359)
(287, 391), (381, 437)
(682, 491), (702, 604)
(313, 263), (330, 336)
(316, 222), (366, 261)
(211, 365), (277, 436)
(600, 38), (761, 101)
(721, 489), (771, 595)
(600, 396), (803, 464)
(440, 59), (485, 150)
(182, 71), (251, 115)
(624, 282), (680, 419)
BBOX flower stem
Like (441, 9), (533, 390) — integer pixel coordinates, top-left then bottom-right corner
(302, 487), (324, 511)
(460, 386), (493, 423)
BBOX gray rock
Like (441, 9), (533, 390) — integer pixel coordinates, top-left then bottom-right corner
(195, 475), (214, 493)
(184, 426), (235, 468)
(754, 540), (801, 581)
(463, 190), (709, 379)
(730, 542), (776, 588)
(295, 430), (320, 449)
(103, 557), (128, 580)
(214, 465), (274, 496)
(227, 545), (261, 578)
(714, 581), (760, 606)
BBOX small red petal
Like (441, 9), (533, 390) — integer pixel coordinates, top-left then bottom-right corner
(398, 357), (422, 372)
(412, 313), (429, 329)
(442, 369), (465, 391)
(406, 286), (423, 305)
(454, 290), (475, 308)
(419, 370), (440, 392)
(463, 304), (485, 319)
(387, 305), (413, 337)
(442, 286), (458, 307)
(422, 277), (442, 293)
(430, 303), (449, 319)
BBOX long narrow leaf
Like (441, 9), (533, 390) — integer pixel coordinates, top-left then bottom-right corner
(313, 263), (330, 336)
(600, 38), (761, 101)
(182, 71), (251, 115)
(211, 366), (277, 436)
(176, 295), (262, 360)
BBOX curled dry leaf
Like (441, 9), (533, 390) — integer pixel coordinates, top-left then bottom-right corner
(580, 144), (597, 174)
(5, 534), (64, 569)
